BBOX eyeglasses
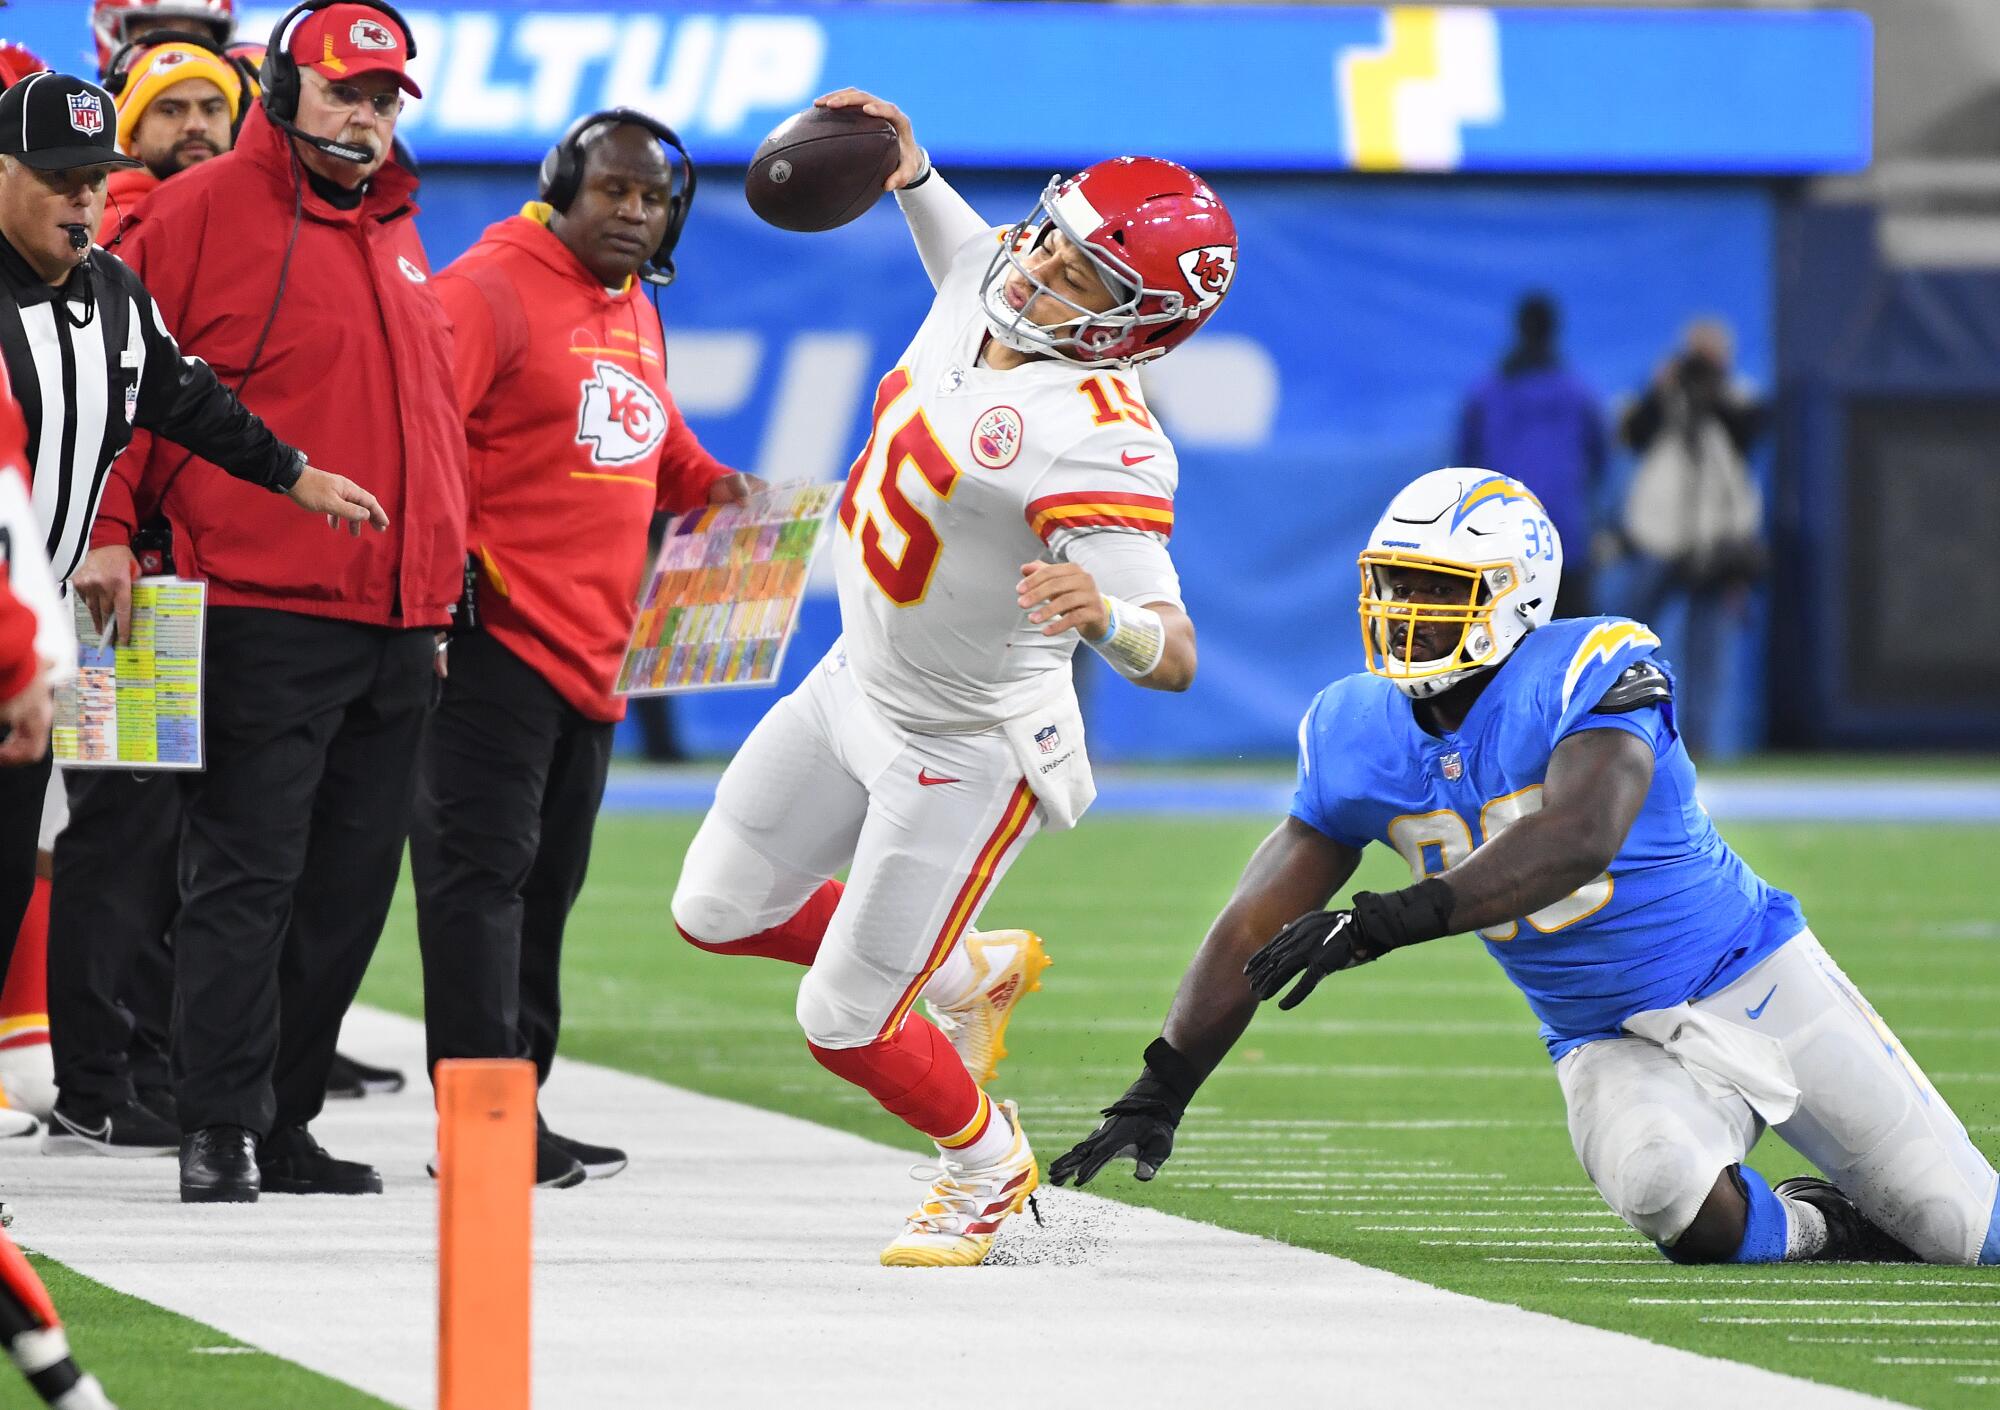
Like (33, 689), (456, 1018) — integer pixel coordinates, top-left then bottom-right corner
(311, 75), (403, 120)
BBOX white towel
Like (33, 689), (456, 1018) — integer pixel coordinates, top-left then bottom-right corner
(1622, 1002), (1802, 1126)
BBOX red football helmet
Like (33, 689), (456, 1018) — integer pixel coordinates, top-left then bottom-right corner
(0, 41), (48, 90)
(979, 156), (1238, 366)
(92, 0), (236, 74)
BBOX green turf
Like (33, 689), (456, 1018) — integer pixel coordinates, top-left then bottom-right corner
(357, 812), (2000, 1410)
(0, 1258), (394, 1410)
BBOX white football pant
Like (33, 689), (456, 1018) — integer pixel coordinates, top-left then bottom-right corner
(1559, 930), (1999, 1263)
(672, 648), (1041, 1049)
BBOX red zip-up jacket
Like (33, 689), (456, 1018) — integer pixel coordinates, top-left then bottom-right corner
(434, 209), (733, 720)
(92, 105), (466, 628)
(0, 362), (35, 702)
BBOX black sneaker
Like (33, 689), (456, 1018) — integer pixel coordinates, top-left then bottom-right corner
(44, 1098), (179, 1158)
(1774, 1176), (1920, 1262)
(180, 1125), (259, 1204)
(325, 1051), (407, 1100)
(424, 1134), (585, 1189)
(542, 1126), (627, 1181)
(258, 1125), (384, 1195)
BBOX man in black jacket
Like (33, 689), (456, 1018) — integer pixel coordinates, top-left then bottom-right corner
(0, 72), (384, 1038)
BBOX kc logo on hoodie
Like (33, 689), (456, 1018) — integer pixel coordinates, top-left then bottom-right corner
(575, 360), (669, 467)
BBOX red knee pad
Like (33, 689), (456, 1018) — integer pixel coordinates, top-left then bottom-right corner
(0, 1236), (58, 1332)
(808, 1016), (980, 1143)
(677, 880), (841, 967)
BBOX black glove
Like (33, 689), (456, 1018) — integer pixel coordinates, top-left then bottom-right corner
(1245, 879), (1456, 1011)
(1048, 1038), (1200, 1187)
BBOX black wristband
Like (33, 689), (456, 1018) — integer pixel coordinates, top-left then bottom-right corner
(902, 148), (933, 189)
(1352, 877), (1456, 953)
(1141, 1036), (1203, 1108)
(266, 448), (305, 494)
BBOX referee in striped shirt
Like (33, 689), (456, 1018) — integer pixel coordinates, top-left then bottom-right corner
(0, 71), (385, 974)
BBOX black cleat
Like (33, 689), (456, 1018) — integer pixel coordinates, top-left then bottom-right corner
(536, 1132), (587, 1189)
(258, 1125), (384, 1195)
(180, 1125), (259, 1204)
(44, 1098), (178, 1158)
(1775, 1176), (1920, 1262)
(325, 1051), (407, 1100)
(541, 1125), (627, 1181)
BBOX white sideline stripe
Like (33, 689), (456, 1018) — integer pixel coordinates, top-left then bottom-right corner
(1426, 1240), (1644, 1248)
(1705, 1318), (2000, 1327)
(1362, 1225), (1622, 1233)
(3, 1008), (1907, 1410)
(1634, 1299), (2000, 1308)
(1578, 1278), (1989, 1288)
(1876, 1358), (2000, 1367)
(1789, 1339), (2000, 1347)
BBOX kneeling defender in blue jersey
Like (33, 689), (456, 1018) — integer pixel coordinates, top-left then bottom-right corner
(1049, 467), (1999, 1266)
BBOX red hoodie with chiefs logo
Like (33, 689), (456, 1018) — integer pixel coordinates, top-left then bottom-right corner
(433, 209), (733, 721)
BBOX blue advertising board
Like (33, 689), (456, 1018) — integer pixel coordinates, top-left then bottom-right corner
(14, 4), (1870, 175)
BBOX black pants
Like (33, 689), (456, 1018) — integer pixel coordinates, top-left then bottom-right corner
(49, 768), (179, 1112)
(0, 750), (52, 983)
(412, 630), (612, 1086)
(173, 608), (433, 1137)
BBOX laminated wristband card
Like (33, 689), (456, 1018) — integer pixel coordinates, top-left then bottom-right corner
(616, 482), (839, 696)
(54, 577), (205, 770)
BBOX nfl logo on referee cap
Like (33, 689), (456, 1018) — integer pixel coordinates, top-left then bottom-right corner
(1035, 726), (1060, 754)
(67, 92), (104, 136)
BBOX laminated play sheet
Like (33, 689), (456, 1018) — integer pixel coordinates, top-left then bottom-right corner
(54, 577), (204, 770)
(616, 482), (839, 696)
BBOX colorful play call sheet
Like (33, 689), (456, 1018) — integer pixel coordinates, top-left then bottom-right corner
(54, 578), (205, 770)
(616, 482), (839, 696)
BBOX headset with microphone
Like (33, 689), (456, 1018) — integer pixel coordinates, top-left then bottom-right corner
(539, 108), (696, 288)
(258, 0), (414, 166)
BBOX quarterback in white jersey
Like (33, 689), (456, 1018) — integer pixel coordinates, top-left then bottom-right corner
(672, 90), (1238, 1267)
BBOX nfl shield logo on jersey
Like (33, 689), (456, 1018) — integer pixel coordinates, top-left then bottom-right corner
(1440, 751), (1463, 782)
(1035, 725), (1060, 755)
(67, 92), (104, 136)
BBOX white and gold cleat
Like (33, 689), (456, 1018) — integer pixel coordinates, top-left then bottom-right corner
(924, 929), (1051, 1087)
(880, 1100), (1039, 1268)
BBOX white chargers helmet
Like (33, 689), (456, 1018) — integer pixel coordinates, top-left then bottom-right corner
(1358, 467), (1562, 698)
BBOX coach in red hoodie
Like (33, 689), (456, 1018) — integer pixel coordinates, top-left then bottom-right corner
(97, 3), (466, 1204)
(415, 112), (751, 1186)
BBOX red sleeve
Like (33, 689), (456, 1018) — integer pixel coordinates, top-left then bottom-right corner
(0, 571), (38, 702)
(432, 273), (502, 419)
(654, 388), (734, 514)
(89, 430), (171, 549)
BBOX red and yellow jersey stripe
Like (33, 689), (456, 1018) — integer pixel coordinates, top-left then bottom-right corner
(1024, 491), (1175, 544)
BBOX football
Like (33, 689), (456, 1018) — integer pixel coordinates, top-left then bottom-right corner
(744, 105), (902, 233)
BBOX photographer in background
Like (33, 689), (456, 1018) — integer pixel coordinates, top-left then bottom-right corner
(1618, 318), (1768, 757)
(416, 111), (753, 1186)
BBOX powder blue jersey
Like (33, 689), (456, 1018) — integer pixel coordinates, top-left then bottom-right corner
(1290, 616), (1804, 1059)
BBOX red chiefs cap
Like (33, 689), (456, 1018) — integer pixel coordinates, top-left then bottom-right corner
(287, 4), (420, 98)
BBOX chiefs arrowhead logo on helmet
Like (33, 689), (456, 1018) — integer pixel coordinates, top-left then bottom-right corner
(576, 361), (669, 467)
(1177, 245), (1235, 313)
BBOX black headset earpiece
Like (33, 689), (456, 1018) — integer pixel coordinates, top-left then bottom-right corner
(538, 107), (696, 288)
(259, 0), (416, 126)
(102, 28), (231, 98)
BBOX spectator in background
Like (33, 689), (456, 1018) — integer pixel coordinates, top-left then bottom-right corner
(90, 0), (235, 76)
(102, 4), (464, 1204)
(96, 35), (241, 241)
(416, 111), (753, 1186)
(0, 41), (45, 90)
(1454, 292), (1607, 618)
(1618, 318), (1767, 758)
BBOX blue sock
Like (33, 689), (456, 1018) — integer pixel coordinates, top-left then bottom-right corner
(1657, 1165), (1788, 1264)
(1980, 1182), (1999, 1266)
(1726, 1166), (1790, 1263)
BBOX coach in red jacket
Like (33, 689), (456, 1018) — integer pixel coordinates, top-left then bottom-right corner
(97, 3), (466, 1204)
(414, 113), (751, 1186)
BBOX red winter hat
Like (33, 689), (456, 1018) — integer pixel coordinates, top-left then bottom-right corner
(287, 4), (419, 98)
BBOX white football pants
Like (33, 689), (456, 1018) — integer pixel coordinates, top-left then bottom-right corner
(1558, 930), (1999, 1263)
(671, 648), (1041, 1049)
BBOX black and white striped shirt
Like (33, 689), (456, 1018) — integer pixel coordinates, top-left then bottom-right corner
(0, 234), (301, 584)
